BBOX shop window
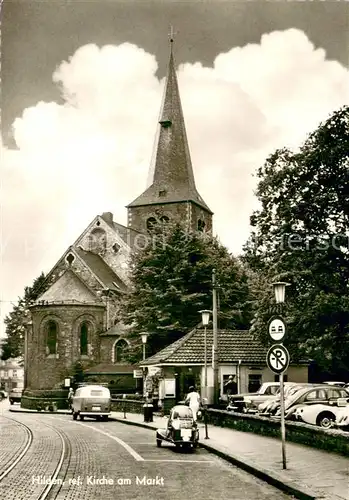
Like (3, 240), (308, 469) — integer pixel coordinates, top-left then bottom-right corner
(248, 374), (262, 393)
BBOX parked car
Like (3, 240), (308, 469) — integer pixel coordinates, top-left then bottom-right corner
(335, 404), (349, 430)
(71, 385), (111, 421)
(294, 397), (349, 428)
(9, 388), (23, 405)
(227, 382), (282, 412)
(258, 384), (311, 415)
(322, 381), (347, 388)
(275, 385), (349, 420)
(0, 389), (8, 400)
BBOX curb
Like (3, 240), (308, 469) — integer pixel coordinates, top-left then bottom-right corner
(199, 440), (317, 500)
(9, 408), (71, 415)
(111, 416), (318, 500)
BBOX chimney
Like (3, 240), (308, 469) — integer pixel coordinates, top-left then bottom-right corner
(101, 212), (113, 225)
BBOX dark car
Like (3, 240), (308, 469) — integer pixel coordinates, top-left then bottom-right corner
(275, 385), (349, 420)
(9, 388), (23, 405)
(0, 389), (8, 400)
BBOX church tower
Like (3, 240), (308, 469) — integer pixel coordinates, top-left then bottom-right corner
(127, 34), (213, 234)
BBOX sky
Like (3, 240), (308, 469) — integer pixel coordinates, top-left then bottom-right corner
(1, 0), (349, 338)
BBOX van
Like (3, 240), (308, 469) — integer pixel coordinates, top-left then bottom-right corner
(72, 385), (111, 421)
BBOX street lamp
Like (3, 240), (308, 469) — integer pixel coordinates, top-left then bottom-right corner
(199, 310), (211, 400)
(271, 281), (289, 470)
(140, 333), (148, 361)
(140, 333), (148, 398)
(272, 282), (290, 304)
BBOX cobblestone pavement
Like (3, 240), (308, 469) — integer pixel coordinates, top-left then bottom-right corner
(0, 415), (31, 475)
(0, 402), (293, 499)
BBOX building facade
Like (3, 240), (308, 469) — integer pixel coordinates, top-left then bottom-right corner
(26, 39), (212, 391)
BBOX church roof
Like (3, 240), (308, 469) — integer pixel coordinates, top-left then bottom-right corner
(75, 248), (128, 292)
(127, 43), (212, 214)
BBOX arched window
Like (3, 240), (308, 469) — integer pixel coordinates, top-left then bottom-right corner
(198, 219), (206, 232)
(146, 217), (157, 232)
(46, 320), (57, 355)
(113, 339), (128, 363)
(80, 322), (88, 355)
(160, 216), (169, 224)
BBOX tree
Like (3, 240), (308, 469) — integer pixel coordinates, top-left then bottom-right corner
(243, 106), (349, 374)
(1, 273), (47, 361)
(121, 222), (252, 358)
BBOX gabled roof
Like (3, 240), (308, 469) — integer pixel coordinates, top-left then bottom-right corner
(140, 328), (309, 366)
(127, 44), (212, 214)
(37, 269), (100, 304)
(75, 248), (128, 292)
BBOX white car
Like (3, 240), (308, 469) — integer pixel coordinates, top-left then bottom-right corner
(295, 398), (349, 429)
(336, 405), (349, 430)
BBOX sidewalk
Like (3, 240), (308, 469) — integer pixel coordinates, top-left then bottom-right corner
(7, 404), (349, 499)
(109, 411), (349, 500)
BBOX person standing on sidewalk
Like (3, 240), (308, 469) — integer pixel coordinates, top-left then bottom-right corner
(224, 375), (237, 397)
(67, 388), (74, 411)
(185, 386), (201, 421)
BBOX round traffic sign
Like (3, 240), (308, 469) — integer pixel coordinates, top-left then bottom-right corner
(266, 344), (290, 374)
(268, 316), (286, 342)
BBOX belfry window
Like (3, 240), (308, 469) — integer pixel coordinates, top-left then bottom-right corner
(160, 215), (169, 223)
(146, 217), (157, 232)
(198, 219), (206, 232)
(80, 323), (88, 356)
(46, 320), (57, 355)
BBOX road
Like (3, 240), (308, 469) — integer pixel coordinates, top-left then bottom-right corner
(0, 401), (292, 499)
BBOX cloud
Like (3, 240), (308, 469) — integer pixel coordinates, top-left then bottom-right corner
(1, 28), (349, 335)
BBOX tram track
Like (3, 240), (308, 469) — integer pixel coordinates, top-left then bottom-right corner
(0, 414), (72, 500)
(0, 416), (34, 481)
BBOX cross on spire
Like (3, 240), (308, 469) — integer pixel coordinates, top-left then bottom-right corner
(168, 25), (177, 43)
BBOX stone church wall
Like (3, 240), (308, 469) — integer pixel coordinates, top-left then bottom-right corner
(27, 304), (105, 390)
(127, 201), (212, 237)
(76, 215), (131, 284)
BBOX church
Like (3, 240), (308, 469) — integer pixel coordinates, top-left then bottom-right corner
(25, 38), (213, 392)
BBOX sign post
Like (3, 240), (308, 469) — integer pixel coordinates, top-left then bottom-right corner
(266, 318), (289, 471)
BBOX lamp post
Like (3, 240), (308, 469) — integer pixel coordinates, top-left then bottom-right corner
(140, 333), (148, 397)
(212, 269), (219, 406)
(271, 281), (289, 470)
(199, 310), (211, 401)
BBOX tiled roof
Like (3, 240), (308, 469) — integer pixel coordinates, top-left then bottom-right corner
(140, 329), (273, 365)
(75, 248), (128, 292)
(84, 363), (135, 374)
(100, 323), (132, 336)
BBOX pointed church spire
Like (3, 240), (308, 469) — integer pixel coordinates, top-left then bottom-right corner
(127, 30), (212, 215)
